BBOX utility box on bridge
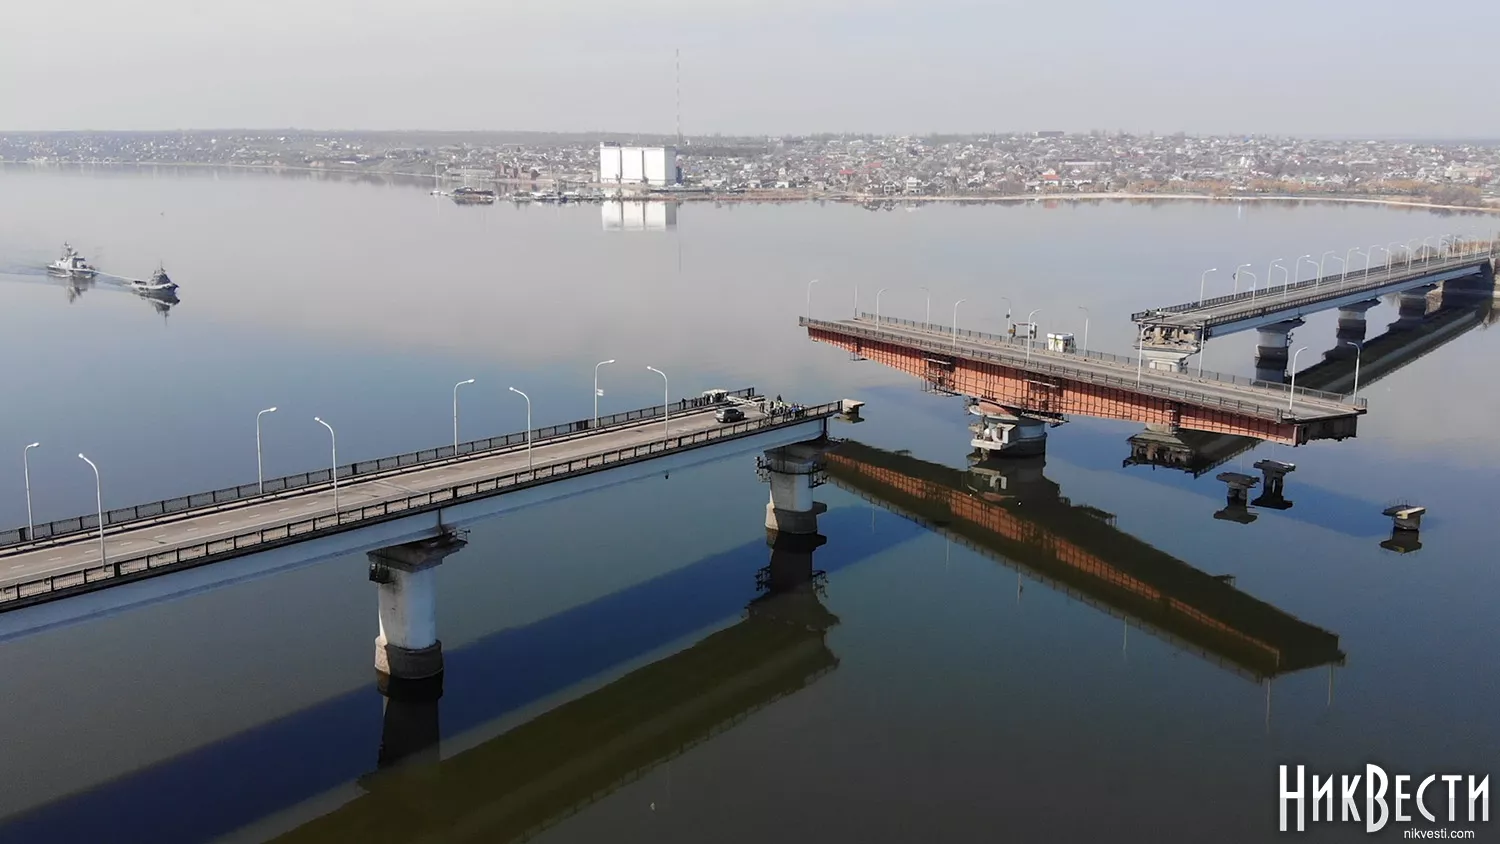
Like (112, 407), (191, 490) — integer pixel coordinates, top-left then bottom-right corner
(1046, 332), (1076, 354)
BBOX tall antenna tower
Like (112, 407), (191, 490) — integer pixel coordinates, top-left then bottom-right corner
(675, 48), (682, 147)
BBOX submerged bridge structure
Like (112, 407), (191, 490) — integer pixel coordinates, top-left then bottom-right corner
(1132, 239), (1497, 372)
(825, 440), (1345, 682)
(801, 315), (1364, 454)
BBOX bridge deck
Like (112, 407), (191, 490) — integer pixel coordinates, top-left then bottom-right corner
(1133, 250), (1493, 336)
(0, 398), (841, 608)
(808, 315), (1362, 423)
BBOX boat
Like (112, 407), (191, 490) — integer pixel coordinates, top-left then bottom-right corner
(46, 243), (99, 278)
(450, 186), (496, 205)
(127, 265), (179, 295)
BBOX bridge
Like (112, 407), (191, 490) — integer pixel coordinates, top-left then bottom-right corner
(0, 388), (853, 686)
(1127, 295), (1495, 478)
(1132, 239), (1497, 371)
(824, 440), (1345, 682)
(801, 314), (1364, 454)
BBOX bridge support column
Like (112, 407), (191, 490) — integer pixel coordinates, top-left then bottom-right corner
(369, 531), (468, 683)
(1214, 472), (1259, 524)
(1380, 505), (1427, 554)
(760, 445), (829, 535)
(1254, 319), (1305, 377)
(1139, 349), (1193, 373)
(970, 407), (1048, 457)
(1335, 300), (1379, 347)
(1251, 459), (1295, 510)
(376, 672), (442, 770)
(1391, 285), (1436, 331)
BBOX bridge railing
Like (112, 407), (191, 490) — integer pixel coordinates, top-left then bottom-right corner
(807, 317), (1363, 417)
(0, 401), (840, 608)
(850, 314), (1357, 406)
(1131, 250), (1490, 323)
(0, 388), (759, 549)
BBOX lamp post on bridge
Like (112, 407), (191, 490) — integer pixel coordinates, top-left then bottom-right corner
(594, 360), (615, 426)
(1295, 255), (1314, 290)
(1345, 341), (1363, 402)
(1376, 245), (1391, 271)
(1353, 249), (1368, 274)
(1423, 237), (1436, 264)
(1324, 254), (1345, 286)
(1136, 324), (1146, 384)
(952, 299), (967, 348)
(804, 279), (819, 320)
(1343, 247), (1358, 282)
(22, 442), (39, 540)
(256, 406), (277, 494)
(1235, 263), (1252, 294)
(919, 286), (931, 324)
(77, 453), (104, 566)
(1407, 238), (1421, 267)
(1077, 305), (1089, 354)
(1024, 309), (1040, 364)
(1287, 346), (1310, 411)
(313, 417), (338, 515)
(1199, 268), (1217, 304)
(1000, 296), (1013, 332)
(875, 287), (890, 326)
(452, 379), (474, 456)
(1261, 258), (1284, 299)
(508, 387), (533, 469)
(646, 366), (669, 438)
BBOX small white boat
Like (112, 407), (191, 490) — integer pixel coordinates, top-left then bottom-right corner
(127, 265), (178, 294)
(46, 243), (98, 278)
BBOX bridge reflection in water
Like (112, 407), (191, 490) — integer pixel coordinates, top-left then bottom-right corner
(272, 536), (837, 844)
(824, 440), (1345, 683)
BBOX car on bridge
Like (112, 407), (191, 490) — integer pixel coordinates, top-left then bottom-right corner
(715, 406), (745, 423)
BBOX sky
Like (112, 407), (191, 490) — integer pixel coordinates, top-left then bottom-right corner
(3, 0), (1497, 137)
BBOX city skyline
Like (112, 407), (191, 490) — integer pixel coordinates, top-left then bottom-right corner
(3, 0), (1495, 136)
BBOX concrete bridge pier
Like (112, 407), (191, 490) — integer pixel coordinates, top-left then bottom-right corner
(1390, 285), (1437, 331)
(368, 530), (469, 684)
(1251, 459), (1295, 510)
(1214, 472), (1260, 524)
(1335, 300), (1379, 347)
(1254, 318), (1305, 379)
(376, 672), (442, 770)
(1140, 349), (1194, 373)
(760, 444), (829, 536)
(970, 407), (1048, 457)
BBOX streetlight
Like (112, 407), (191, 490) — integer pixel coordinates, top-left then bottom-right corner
(508, 387), (532, 469)
(1260, 258), (1283, 298)
(805, 279), (819, 319)
(851, 283), (858, 318)
(77, 453), (104, 566)
(1386, 241), (1402, 270)
(1136, 325), (1146, 384)
(1077, 305), (1089, 354)
(22, 442), (39, 540)
(313, 417), (337, 515)
(594, 359), (616, 426)
(952, 299), (967, 347)
(919, 286), (931, 324)
(1000, 296), (1013, 331)
(256, 406), (277, 494)
(1199, 268), (1217, 304)
(1407, 238), (1421, 267)
(1296, 254), (1315, 286)
(1342, 247), (1357, 281)
(1345, 341), (1363, 401)
(452, 379), (474, 455)
(1234, 263), (1252, 293)
(1352, 249), (1367, 274)
(1024, 309), (1040, 363)
(646, 366), (669, 438)
(1323, 254), (1345, 285)
(1373, 245), (1388, 271)
(875, 287), (890, 326)
(1287, 346), (1310, 410)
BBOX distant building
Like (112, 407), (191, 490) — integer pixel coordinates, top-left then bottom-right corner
(599, 143), (680, 187)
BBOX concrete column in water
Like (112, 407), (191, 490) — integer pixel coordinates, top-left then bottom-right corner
(1254, 318), (1305, 370)
(969, 405), (1048, 458)
(1391, 284), (1437, 331)
(1335, 300), (1379, 347)
(761, 443), (829, 535)
(1251, 458), (1295, 510)
(369, 531), (468, 682)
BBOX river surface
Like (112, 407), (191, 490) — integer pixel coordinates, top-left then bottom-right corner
(0, 166), (1497, 842)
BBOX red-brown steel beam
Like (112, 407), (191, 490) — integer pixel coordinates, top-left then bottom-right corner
(810, 327), (1306, 444)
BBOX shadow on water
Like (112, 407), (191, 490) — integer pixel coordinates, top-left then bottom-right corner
(0, 506), (921, 844)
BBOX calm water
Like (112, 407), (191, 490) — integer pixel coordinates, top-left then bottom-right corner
(1, 166), (1498, 842)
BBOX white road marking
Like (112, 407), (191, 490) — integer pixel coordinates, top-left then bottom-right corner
(48, 556), (62, 561)
(217, 520), (230, 525)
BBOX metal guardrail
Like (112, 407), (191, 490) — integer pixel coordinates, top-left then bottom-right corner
(848, 314), (1360, 408)
(1131, 250), (1493, 325)
(0, 401), (841, 609)
(0, 388), (759, 549)
(805, 317), (1363, 419)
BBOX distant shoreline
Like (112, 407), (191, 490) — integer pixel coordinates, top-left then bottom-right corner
(4, 160), (1497, 216)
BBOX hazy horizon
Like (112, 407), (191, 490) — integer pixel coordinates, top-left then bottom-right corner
(5, 0), (1497, 138)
